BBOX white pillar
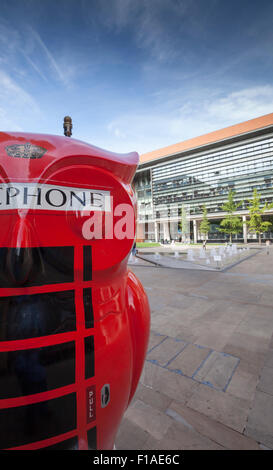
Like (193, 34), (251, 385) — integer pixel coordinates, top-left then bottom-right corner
(154, 222), (159, 242)
(163, 222), (170, 241)
(137, 222), (145, 242)
(242, 215), (247, 244)
(193, 219), (197, 243)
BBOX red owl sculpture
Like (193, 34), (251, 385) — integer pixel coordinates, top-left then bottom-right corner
(0, 132), (150, 450)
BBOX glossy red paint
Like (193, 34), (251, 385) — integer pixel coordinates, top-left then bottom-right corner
(0, 132), (150, 450)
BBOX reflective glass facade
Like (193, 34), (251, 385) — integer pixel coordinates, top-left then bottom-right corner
(134, 130), (273, 241)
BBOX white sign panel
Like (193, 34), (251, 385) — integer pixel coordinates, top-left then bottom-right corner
(0, 183), (111, 212)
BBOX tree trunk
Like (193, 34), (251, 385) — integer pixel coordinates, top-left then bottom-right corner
(229, 233), (232, 243)
(259, 233), (261, 245)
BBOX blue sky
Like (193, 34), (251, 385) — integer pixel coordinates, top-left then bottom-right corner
(0, 0), (273, 154)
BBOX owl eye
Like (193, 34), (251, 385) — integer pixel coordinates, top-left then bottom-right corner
(36, 165), (135, 270)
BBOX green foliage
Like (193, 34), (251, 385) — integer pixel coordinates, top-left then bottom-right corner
(136, 242), (160, 248)
(220, 189), (241, 213)
(247, 188), (273, 242)
(218, 216), (243, 236)
(217, 190), (243, 242)
(200, 205), (210, 239)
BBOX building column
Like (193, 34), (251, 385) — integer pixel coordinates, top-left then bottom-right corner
(163, 221), (170, 241)
(242, 215), (248, 244)
(154, 222), (159, 242)
(193, 219), (197, 243)
(136, 222), (145, 242)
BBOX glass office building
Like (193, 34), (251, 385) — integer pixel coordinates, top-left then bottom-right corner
(134, 113), (273, 243)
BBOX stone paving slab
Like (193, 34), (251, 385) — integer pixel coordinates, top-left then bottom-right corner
(175, 328), (198, 344)
(116, 418), (151, 450)
(236, 315), (273, 340)
(147, 337), (187, 367)
(125, 399), (178, 443)
(167, 343), (211, 377)
(133, 383), (172, 413)
(223, 332), (270, 375)
(194, 322), (237, 351)
(187, 383), (251, 433)
(143, 419), (225, 450)
(147, 331), (167, 352)
(146, 332), (240, 393)
(201, 299), (250, 325)
(245, 391), (273, 448)
(124, 399), (173, 441)
(257, 366), (273, 395)
(166, 401), (260, 450)
(226, 363), (259, 401)
(132, 265), (218, 293)
(193, 350), (240, 391)
(192, 279), (263, 303)
(264, 349), (273, 368)
(141, 361), (199, 405)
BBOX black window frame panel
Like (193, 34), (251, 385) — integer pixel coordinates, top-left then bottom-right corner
(0, 246), (74, 288)
(0, 392), (77, 449)
(0, 341), (76, 399)
(0, 290), (77, 341)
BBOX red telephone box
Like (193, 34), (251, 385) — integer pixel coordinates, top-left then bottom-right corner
(0, 132), (150, 450)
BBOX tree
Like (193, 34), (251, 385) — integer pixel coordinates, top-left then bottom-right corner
(199, 205), (210, 240)
(247, 188), (273, 244)
(217, 190), (243, 243)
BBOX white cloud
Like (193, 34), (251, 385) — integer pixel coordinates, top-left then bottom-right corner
(27, 26), (69, 87)
(83, 0), (193, 63)
(107, 122), (127, 139)
(103, 85), (273, 154)
(0, 70), (39, 109)
(0, 70), (41, 130)
(22, 52), (48, 82)
(207, 86), (273, 124)
(0, 18), (75, 88)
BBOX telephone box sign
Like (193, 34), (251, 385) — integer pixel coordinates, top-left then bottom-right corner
(0, 183), (111, 212)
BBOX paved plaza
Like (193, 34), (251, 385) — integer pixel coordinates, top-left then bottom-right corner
(116, 247), (273, 450)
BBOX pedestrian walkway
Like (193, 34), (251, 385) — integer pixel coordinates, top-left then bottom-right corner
(116, 247), (273, 450)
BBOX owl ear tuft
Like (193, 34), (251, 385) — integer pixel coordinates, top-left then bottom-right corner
(104, 151), (139, 185)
